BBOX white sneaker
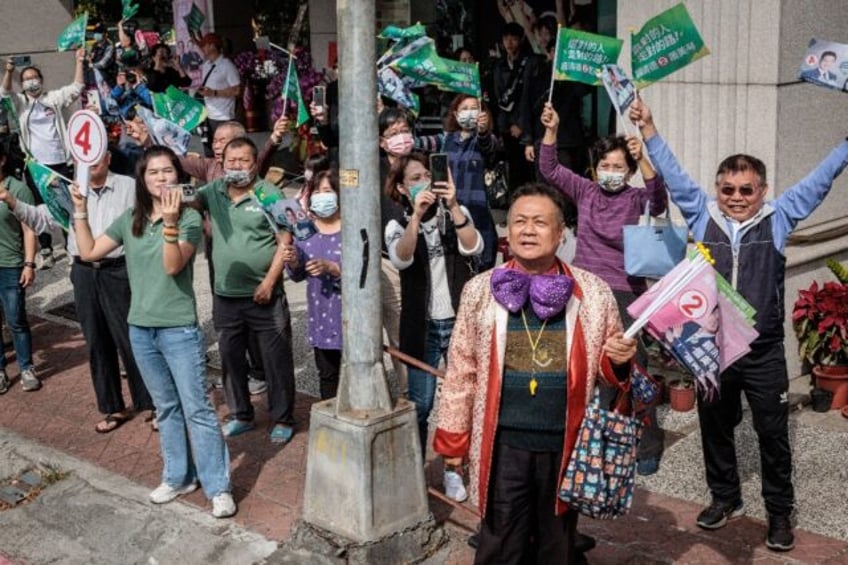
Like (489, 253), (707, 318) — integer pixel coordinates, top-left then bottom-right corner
(444, 469), (468, 503)
(212, 492), (237, 518)
(149, 481), (198, 504)
(20, 368), (41, 392)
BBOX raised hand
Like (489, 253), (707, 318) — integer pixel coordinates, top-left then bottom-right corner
(161, 186), (182, 227)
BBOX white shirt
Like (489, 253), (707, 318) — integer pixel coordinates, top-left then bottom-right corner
(27, 100), (66, 165)
(385, 204), (483, 320)
(200, 55), (241, 120)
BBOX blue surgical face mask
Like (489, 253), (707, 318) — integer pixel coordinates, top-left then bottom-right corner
(310, 191), (338, 218)
(94, 33), (104, 42)
(407, 181), (430, 205)
(223, 168), (252, 187)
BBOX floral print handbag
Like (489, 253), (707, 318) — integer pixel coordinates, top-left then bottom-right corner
(558, 387), (642, 519)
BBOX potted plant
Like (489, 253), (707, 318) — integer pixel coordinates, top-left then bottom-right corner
(792, 259), (848, 409)
(667, 376), (696, 412)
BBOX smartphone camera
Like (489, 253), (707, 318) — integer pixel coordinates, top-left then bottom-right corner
(11, 55), (31, 67)
(170, 184), (196, 203)
(429, 153), (449, 185)
(126, 72), (138, 85)
(313, 85), (326, 108)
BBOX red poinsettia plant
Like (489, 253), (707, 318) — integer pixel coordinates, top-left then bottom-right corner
(793, 277), (848, 367)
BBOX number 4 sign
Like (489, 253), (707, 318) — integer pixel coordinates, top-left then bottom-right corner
(67, 110), (107, 197)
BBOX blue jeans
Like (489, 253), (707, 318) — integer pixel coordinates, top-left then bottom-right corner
(407, 318), (455, 456)
(129, 325), (230, 499)
(0, 267), (32, 371)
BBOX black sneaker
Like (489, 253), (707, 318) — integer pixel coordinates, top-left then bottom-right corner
(696, 499), (745, 530)
(766, 514), (794, 552)
(575, 531), (597, 553)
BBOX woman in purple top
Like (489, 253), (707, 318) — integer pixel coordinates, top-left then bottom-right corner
(538, 101), (669, 476)
(283, 170), (342, 400)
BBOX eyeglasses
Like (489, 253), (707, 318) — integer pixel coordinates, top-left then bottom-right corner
(718, 184), (757, 197)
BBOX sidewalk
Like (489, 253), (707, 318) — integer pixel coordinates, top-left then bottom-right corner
(0, 313), (846, 564)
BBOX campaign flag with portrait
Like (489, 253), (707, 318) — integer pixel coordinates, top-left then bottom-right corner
(252, 184), (316, 240)
(551, 27), (622, 86)
(626, 248), (758, 399)
(391, 42), (481, 97)
(57, 13), (88, 52)
(599, 64), (636, 115)
(135, 106), (191, 156)
(630, 3), (710, 89)
(25, 160), (74, 230)
(377, 67), (420, 115)
(183, 3), (206, 34)
(797, 38), (848, 92)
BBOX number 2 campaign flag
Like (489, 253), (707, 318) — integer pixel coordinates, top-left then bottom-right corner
(630, 3), (710, 89)
(627, 249), (758, 399)
(57, 13), (88, 52)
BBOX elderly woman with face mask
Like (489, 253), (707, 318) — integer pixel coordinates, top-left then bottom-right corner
(0, 49), (86, 268)
(538, 101), (669, 477)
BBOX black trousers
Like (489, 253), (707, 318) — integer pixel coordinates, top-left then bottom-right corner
(205, 233), (265, 381)
(313, 347), (341, 400)
(503, 134), (532, 194)
(70, 260), (153, 414)
(24, 162), (73, 251)
(476, 441), (578, 565)
(697, 343), (794, 516)
(213, 294), (295, 425)
(612, 289), (664, 461)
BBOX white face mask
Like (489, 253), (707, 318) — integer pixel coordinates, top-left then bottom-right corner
(597, 170), (627, 192)
(456, 109), (479, 130)
(22, 79), (42, 95)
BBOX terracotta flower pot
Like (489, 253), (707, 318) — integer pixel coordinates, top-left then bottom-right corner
(668, 380), (696, 412)
(812, 365), (848, 409)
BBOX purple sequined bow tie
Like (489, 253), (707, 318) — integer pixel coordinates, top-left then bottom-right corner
(490, 267), (574, 319)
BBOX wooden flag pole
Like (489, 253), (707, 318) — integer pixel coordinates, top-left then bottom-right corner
(547, 24), (562, 104)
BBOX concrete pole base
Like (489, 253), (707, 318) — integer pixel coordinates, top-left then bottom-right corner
(279, 515), (447, 564)
(302, 398), (440, 550)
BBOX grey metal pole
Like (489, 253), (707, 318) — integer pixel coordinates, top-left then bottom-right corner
(335, 0), (392, 414)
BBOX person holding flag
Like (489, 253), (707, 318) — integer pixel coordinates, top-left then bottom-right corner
(538, 101), (668, 476)
(193, 33), (241, 157)
(630, 96), (848, 552)
(0, 48), (86, 269)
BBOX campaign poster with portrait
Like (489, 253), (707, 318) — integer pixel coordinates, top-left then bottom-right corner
(171, 0), (211, 87)
(798, 38), (848, 93)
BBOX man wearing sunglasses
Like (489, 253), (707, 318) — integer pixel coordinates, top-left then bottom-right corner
(629, 96), (848, 553)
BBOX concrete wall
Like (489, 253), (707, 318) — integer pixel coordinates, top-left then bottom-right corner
(618, 0), (848, 375)
(0, 1), (83, 94)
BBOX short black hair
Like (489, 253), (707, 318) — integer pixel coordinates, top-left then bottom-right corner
(508, 182), (568, 226)
(222, 137), (258, 161)
(502, 22), (525, 40)
(592, 136), (638, 173)
(715, 154), (767, 187)
(19, 66), (42, 83)
(378, 107), (413, 137)
(821, 51), (838, 60)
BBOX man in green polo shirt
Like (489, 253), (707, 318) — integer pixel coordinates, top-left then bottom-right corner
(195, 137), (295, 443)
(0, 144), (39, 393)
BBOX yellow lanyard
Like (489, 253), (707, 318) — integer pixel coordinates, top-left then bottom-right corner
(521, 308), (549, 396)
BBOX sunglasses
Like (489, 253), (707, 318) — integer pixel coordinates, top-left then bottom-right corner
(719, 184), (757, 197)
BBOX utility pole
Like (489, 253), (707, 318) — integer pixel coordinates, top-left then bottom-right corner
(294, 0), (445, 561)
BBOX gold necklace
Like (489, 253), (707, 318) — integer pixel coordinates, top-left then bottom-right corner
(521, 308), (550, 396)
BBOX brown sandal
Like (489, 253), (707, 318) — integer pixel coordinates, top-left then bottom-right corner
(95, 413), (131, 434)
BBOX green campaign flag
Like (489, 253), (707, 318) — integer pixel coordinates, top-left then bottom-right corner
(57, 13), (88, 52)
(379, 23), (427, 41)
(121, 0), (139, 20)
(25, 160), (73, 230)
(552, 27), (622, 85)
(0, 97), (19, 135)
(391, 41), (481, 97)
(183, 3), (206, 34)
(152, 86), (207, 131)
(282, 58), (309, 127)
(630, 3), (710, 89)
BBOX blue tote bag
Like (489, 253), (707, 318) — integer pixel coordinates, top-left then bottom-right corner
(623, 202), (688, 279)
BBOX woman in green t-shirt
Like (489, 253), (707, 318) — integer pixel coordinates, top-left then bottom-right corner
(71, 146), (235, 519)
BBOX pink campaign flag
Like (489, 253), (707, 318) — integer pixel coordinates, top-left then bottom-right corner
(627, 251), (759, 399)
